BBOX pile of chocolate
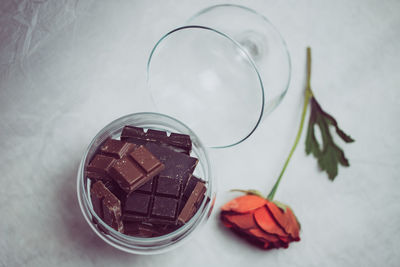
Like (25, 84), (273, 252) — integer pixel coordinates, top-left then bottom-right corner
(85, 126), (207, 237)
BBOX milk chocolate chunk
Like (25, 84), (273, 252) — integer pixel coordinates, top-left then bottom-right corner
(99, 138), (136, 159)
(86, 154), (115, 181)
(121, 126), (192, 154)
(179, 175), (202, 211)
(90, 181), (123, 232)
(86, 139), (137, 181)
(178, 181), (206, 224)
(109, 145), (164, 194)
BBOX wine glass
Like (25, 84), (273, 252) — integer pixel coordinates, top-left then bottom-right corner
(147, 5), (290, 148)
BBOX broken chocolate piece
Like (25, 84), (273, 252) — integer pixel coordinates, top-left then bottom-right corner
(109, 145), (164, 194)
(86, 154), (115, 181)
(122, 143), (200, 228)
(103, 179), (127, 205)
(86, 139), (137, 181)
(90, 181), (123, 232)
(178, 181), (206, 224)
(122, 176), (205, 230)
(99, 138), (136, 159)
(121, 126), (192, 154)
(122, 176), (184, 226)
(179, 175), (203, 212)
(144, 143), (198, 189)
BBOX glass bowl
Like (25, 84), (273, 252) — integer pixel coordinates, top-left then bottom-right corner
(77, 112), (216, 254)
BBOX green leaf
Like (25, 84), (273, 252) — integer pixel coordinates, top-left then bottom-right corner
(305, 97), (354, 180)
(305, 108), (321, 158)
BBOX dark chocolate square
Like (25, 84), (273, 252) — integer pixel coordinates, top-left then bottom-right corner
(144, 143), (198, 188)
(151, 196), (178, 220)
(156, 176), (181, 198)
(124, 193), (151, 215)
(103, 180), (127, 203)
(100, 139), (136, 159)
(136, 178), (154, 193)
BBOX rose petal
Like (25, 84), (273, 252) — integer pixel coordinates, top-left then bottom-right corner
(221, 195), (267, 213)
(222, 212), (256, 230)
(254, 207), (287, 237)
(266, 201), (300, 240)
(248, 228), (280, 243)
(284, 207), (300, 240)
(279, 236), (290, 243)
(273, 240), (289, 249)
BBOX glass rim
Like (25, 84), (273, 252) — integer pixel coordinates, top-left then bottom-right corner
(146, 25), (266, 149)
(77, 112), (215, 254)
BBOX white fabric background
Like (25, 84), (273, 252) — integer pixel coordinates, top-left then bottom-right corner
(1, 0), (399, 266)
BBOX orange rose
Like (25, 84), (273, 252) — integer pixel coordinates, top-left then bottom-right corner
(221, 195), (300, 249)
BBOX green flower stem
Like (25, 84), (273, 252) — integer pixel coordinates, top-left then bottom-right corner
(267, 47), (313, 200)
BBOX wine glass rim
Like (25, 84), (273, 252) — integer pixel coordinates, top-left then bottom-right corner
(187, 4), (292, 115)
(146, 25), (265, 149)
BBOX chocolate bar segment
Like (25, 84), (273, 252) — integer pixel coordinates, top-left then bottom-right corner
(103, 179), (127, 205)
(179, 175), (202, 212)
(125, 193), (151, 215)
(86, 154), (115, 181)
(122, 176), (184, 226)
(152, 196), (179, 220)
(130, 145), (164, 173)
(122, 144), (199, 227)
(121, 126), (192, 154)
(136, 179), (154, 193)
(86, 139), (137, 181)
(156, 176), (181, 198)
(99, 138), (136, 159)
(90, 181), (123, 232)
(109, 145), (164, 194)
(178, 181), (206, 224)
(145, 143), (198, 189)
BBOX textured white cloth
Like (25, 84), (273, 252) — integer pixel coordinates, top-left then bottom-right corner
(1, 0), (399, 266)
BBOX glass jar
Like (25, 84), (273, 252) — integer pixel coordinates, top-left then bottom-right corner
(77, 112), (216, 254)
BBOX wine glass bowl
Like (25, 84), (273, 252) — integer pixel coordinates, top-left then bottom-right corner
(187, 4), (291, 115)
(147, 26), (265, 148)
(147, 5), (291, 148)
